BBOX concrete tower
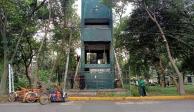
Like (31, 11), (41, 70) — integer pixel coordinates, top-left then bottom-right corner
(80, 0), (114, 89)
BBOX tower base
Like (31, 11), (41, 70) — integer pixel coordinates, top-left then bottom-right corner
(67, 89), (128, 97)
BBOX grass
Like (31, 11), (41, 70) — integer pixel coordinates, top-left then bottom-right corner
(147, 85), (179, 96)
(185, 84), (194, 95)
(144, 84), (194, 96)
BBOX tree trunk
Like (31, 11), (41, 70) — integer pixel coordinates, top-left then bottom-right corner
(73, 58), (80, 89)
(0, 49), (8, 95)
(157, 71), (160, 85)
(0, 9), (8, 95)
(25, 66), (32, 88)
(144, 4), (185, 95)
(159, 57), (166, 87)
(155, 63), (165, 87)
(171, 75), (179, 92)
(63, 31), (72, 91)
(114, 49), (124, 88)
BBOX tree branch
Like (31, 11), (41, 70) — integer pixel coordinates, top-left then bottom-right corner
(29, 0), (47, 17)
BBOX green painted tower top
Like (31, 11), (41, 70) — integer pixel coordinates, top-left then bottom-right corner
(81, 0), (112, 27)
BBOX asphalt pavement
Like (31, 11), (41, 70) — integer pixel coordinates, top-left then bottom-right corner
(0, 100), (194, 112)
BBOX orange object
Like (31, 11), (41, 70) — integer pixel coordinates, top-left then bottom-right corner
(56, 91), (61, 101)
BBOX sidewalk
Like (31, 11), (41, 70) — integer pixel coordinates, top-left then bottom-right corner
(68, 95), (194, 101)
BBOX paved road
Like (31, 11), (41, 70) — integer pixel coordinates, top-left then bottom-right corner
(0, 100), (194, 112)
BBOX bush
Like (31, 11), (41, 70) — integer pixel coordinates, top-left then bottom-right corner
(14, 77), (29, 89)
(39, 69), (51, 83)
(130, 85), (140, 96)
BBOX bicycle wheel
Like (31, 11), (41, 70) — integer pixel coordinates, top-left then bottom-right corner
(8, 92), (16, 102)
(39, 93), (50, 105)
(25, 92), (37, 103)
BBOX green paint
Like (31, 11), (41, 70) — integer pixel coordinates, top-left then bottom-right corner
(80, 0), (114, 89)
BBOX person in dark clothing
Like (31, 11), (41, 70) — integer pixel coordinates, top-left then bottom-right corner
(70, 74), (74, 89)
(79, 75), (85, 90)
(138, 77), (147, 96)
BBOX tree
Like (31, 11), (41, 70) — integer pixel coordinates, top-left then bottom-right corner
(18, 37), (39, 87)
(146, 4), (186, 92)
(37, 0), (80, 88)
(0, 0), (48, 94)
(0, 3), (8, 95)
(113, 0), (194, 95)
(0, 0), (80, 94)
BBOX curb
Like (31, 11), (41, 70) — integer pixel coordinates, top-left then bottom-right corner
(68, 96), (194, 101)
(1, 96), (194, 102)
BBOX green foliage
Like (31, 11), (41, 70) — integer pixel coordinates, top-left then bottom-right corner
(181, 54), (194, 72)
(102, 0), (114, 7)
(14, 77), (29, 89)
(0, 0), (80, 89)
(114, 0), (194, 80)
(130, 85), (140, 96)
(69, 50), (77, 71)
(49, 0), (80, 84)
(114, 17), (128, 48)
(36, 5), (49, 20)
(39, 69), (51, 83)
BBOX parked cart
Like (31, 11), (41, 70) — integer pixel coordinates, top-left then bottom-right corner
(8, 88), (41, 103)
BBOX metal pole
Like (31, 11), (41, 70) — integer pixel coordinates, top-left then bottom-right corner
(12, 67), (14, 92)
(8, 64), (11, 93)
(128, 65), (131, 95)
